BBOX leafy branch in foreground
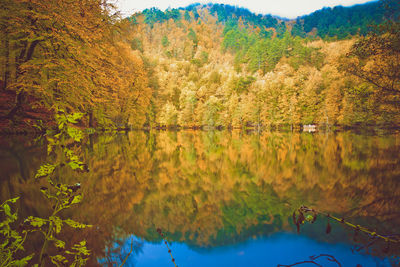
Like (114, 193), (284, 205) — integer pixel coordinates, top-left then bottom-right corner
(293, 205), (400, 244)
(31, 109), (91, 266)
(0, 198), (33, 267)
(1, 110), (92, 266)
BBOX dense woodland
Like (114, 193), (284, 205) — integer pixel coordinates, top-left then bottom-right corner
(0, 0), (399, 131)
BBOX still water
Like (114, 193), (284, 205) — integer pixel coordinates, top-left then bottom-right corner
(1, 130), (400, 266)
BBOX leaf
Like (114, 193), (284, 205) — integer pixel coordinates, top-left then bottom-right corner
(47, 144), (54, 155)
(64, 219), (92, 229)
(11, 254), (34, 266)
(305, 214), (314, 222)
(67, 127), (83, 142)
(51, 238), (65, 249)
(5, 197), (19, 204)
(66, 240), (91, 256)
(35, 164), (56, 178)
(3, 204), (11, 217)
(326, 222), (332, 234)
(50, 216), (63, 234)
(68, 161), (83, 170)
(26, 216), (47, 228)
(50, 255), (68, 265)
(67, 112), (84, 123)
(70, 195), (82, 205)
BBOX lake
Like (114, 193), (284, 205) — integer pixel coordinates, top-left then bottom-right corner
(1, 130), (400, 266)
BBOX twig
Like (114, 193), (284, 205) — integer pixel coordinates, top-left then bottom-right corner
(119, 238), (134, 267)
(157, 228), (178, 267)
(278, 254), (342, 267)
(298, 206), (400, 243)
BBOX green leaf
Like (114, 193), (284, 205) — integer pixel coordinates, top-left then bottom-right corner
(50, 216), (63, 234)
(63, 219), (92, 229)
(26, 216), (47, 228)
(3, 204), (11, 217)
(66, 240), (90, 256)
(67, 112), (84, 123)
(35, 164), (56, 178)
(5, 197), (19, 204)
(71, 195), (82, 205)
(53, 238), (65, 249)
(68, 161), (83, 170)
(305, 214), (314, 222)
(11, 254), (34, 266)
(47, 144), (53, 155)
(67, 127), (83, 142)
(50, 255), (68, 265)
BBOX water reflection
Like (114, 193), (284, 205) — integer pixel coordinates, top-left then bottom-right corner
(1, 130), (400, 266)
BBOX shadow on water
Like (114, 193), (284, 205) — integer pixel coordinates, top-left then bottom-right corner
(1, 130), (400, 266)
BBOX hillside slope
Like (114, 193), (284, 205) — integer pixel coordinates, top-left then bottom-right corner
(130, 1), (400, 128)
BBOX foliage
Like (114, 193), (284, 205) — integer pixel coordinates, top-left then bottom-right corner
(0, 0), (151, 130)
(0, 110), (92, 266)
(209, 3), (279, 29)
(132, 0), (400, 128)
(0, 198), (33, 267)
(341, 0), (400, 125)
(33, 110), (92, 266)
(293, 205), (400, 247)
(298, 1), (386, 39)
(142, 7), (182, 27)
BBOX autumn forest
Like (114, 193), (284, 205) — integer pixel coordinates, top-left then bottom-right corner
(1, 0), (399, 132)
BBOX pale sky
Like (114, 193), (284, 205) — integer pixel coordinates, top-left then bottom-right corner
(115, 0), (376, 19)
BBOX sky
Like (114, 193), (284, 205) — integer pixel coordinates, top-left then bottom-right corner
(115, 0), (376, 19)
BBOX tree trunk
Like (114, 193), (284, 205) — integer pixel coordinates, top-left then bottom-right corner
(88, 109), (94, 128)
(2, 31), (10, 90)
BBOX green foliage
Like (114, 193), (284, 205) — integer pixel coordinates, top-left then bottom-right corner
(141, 7), (182, 27)
(232, 76), (256, 94)
(223, 25), (321, 74)
(209, 3), (278, 29)
(203, 96), (222, 126)
(33, 110), (91, 266)
(161, 36), (169, 47)
(187, 28), (198, 46)
(66, 241), (90, 267)
(35, 164), (56, 179)
(0, 198), (34, 267)
(191, 51), (208, 67)
(299, 1), (386, 39)
(184, 10), (191, 22)
(130, 38), (143, 52)
(1, 110), (92, 266)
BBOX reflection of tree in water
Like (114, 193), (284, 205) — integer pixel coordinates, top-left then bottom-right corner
(99, 236), (143, 267)
(1, 130), (400, 263)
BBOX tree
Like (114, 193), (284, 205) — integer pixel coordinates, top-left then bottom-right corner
(342, 0), (400, 124)
(162, 35), (170, 47)
(343, 21), (400, 94)
(0, 0), (151, 129)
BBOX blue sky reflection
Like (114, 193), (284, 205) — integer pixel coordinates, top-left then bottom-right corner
(130, 233), (390, 267)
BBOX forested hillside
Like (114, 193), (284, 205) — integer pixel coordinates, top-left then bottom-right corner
(1, 0), (399, 131)
(131, 0), (399, 129)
